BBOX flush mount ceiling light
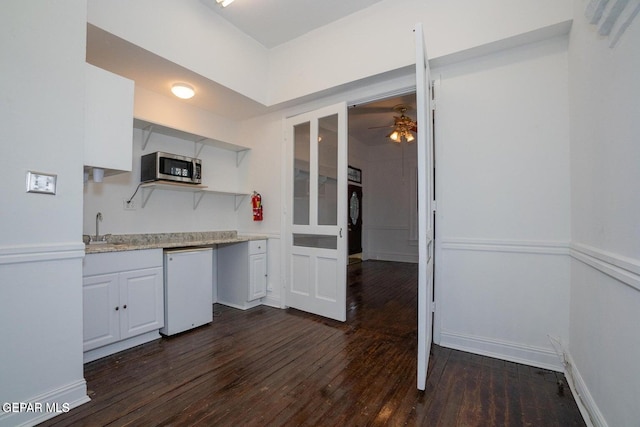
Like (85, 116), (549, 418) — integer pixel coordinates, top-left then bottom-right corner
(171, 83), (195, 99)
(216, 0), (235, 7)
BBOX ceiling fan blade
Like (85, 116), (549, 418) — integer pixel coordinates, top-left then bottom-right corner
(367, 124), (395, 130)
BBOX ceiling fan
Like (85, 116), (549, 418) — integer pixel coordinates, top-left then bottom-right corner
(368, 104), (417, 143)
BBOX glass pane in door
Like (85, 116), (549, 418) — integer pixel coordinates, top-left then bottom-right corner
(292, 234), (337, 250)
(318, 114), (338, 226)
(293, 122), (310, 225)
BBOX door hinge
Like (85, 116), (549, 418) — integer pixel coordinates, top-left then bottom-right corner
(431, 301), (436, 312)
(432, 200), (437, 212)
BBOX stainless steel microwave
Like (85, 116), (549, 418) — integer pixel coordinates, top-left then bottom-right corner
(140, 151), (202, 184)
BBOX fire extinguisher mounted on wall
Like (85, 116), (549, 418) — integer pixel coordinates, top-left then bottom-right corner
(251, 191), (263, 221)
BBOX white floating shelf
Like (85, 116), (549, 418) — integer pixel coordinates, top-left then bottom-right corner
(139, 182), (250, 210)
(133, 118), (250, 159)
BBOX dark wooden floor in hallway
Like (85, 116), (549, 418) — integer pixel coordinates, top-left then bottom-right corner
(40, 260), (585, 426)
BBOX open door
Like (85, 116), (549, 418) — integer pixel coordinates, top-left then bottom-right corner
(415, 23), (435, 390)
(285, 103), (348, 322)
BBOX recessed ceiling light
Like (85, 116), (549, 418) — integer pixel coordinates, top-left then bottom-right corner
(171, 83), (195, 99)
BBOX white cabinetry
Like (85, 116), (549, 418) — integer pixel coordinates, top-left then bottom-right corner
(217, 240), (267, 310)
(84, 63), (134, 173)
(83, 249), (163, 362)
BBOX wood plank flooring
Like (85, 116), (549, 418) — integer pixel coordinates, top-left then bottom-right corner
(40, 260), (585, 426)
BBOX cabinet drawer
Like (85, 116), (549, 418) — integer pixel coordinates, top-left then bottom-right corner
(248, 240), (266, 255)
(84, 249), (162, 276)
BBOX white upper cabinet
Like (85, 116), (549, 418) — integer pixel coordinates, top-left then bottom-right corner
(84, 63), (134, 172)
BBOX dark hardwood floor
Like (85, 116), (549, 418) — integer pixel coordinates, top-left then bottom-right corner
(41, 260), (585, 426)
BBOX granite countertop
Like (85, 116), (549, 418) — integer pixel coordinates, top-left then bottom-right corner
(84, 230), (267, 254)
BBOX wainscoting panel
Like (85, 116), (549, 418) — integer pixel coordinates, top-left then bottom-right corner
(436, 238), (571, 371)
(365, 225), (418, 263)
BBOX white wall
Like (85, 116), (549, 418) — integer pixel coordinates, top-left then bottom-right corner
(0, 1), (89, 426)
(567, 1), (640, 425)
(268, 0), (572, 104)
(234, 112), (286, 307)
(434, 35), (571, 370)
(364, 142), (419, 263)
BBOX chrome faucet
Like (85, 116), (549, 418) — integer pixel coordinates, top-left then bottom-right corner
(96, 212), (102, 242)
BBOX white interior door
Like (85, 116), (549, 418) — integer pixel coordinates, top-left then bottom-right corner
(416, 22), (435, 390)
(285, 103), (347, 322)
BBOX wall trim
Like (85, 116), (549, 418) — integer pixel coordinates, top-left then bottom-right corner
(564, 352), (607, 427)
(570, 242), (640, 292)
(440, 237), (570, 255)
(0, 379), (89, 427)
(438, 238), (640, 291)
(440, 330), (564, 372)
(261, 296), (283, 309)
(366, 251), (418, 264)
(0, 242), (85, 265)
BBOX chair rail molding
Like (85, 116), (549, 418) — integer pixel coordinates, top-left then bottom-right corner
(570, 242), (640, 292)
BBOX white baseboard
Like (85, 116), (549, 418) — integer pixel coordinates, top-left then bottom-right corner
(564, 352), (606, 427)
(0, 379), (89, 427)
(367, 251), (418, 263)
(261, 295), (282, 309)
(440, 330), (564, 372)
(216, 300), (261, 311)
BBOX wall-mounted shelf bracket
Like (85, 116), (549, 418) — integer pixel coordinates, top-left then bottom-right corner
(234, 194), (248, 211)
(138, 181), (249, 211)
(193, 191), (206, 210)
(194, 139), (208, 159)
(236, 149), (249, 167)
(141, 124), (154, 151)
(141, 185), (156, 208)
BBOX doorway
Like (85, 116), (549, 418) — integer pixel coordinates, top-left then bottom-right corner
(347, 93), (419, 264)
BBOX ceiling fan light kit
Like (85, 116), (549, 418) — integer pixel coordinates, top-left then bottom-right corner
(387, 104), (417, 143)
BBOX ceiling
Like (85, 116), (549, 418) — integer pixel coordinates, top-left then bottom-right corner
(87, 1), (415, 147)
(203, 0), (385, 48)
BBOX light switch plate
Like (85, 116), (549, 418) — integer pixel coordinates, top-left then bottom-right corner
(26, 171), (57, 195)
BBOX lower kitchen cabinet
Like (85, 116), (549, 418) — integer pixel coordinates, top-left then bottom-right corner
(83, 249), (164, 362)
(217, 240), (267, 310)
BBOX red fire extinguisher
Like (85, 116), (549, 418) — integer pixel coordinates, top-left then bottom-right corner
(251, 191), (263, 221)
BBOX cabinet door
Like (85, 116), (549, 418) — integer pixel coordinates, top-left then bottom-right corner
(83, 273), (120, 351)
(85, 63), (134, 171)
(249, 253), (267, 301)
(119, 267), (164, 339)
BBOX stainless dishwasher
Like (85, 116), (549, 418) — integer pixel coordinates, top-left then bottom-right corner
(160, 247), (213, 336)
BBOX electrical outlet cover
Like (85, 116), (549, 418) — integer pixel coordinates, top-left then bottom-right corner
(123, 198), (136, 210)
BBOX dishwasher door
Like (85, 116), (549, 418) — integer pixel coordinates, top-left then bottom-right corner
(161, 247), (213, 336)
